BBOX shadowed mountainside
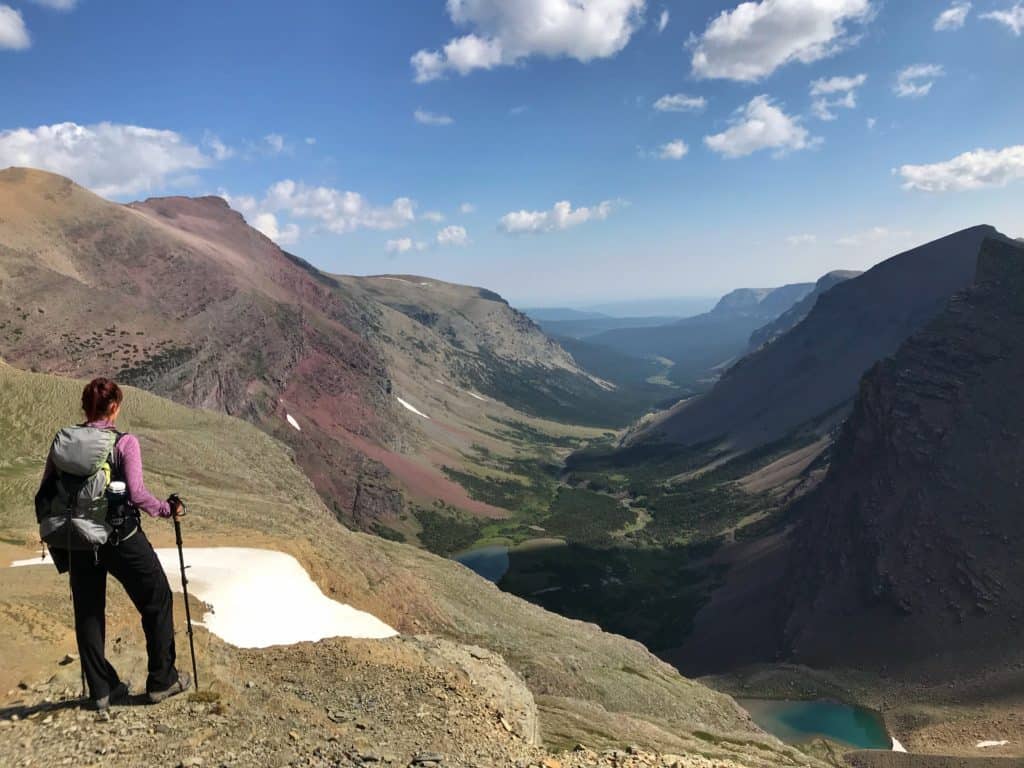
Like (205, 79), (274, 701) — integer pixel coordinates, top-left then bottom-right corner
(748, 270), (861, 351)
(782, 237), (1024, 672)
(629, 226), (1013, 456)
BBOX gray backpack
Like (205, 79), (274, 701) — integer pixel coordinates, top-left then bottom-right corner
(36, 426), (123, 551)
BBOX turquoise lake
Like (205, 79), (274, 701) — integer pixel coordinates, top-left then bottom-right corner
(738, 698), (891, 750)
(454, 547), (893, 754)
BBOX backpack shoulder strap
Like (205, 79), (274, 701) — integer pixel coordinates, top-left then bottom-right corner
(108, 430), (127, 480)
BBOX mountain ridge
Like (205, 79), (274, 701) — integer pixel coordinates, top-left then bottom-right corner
(748, 270), (861, 351)
(782, 236), (1024, 672)
(0, 168), (614, 539)
(628, 225), (1012, 455)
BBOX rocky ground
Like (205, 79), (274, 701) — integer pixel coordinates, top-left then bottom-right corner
(0, 637), (762, 768)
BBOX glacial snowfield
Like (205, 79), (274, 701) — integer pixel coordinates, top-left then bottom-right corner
(13, 547), (397, 647)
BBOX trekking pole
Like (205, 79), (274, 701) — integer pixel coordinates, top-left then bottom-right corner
(170, 494), (199, 691)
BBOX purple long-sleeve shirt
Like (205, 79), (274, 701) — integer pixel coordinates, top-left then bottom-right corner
(39, 420), (171, 518)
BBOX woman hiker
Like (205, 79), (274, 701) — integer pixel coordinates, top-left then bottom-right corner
(35, 377), (192, 711)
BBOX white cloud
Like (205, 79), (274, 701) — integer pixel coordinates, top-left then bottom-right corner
(866, 117), (877, 130)
(221, 191), (258, 215)
(203, 132), (234, 161)
(264, 133), (285, 153)
(412, 0), (645, 82)
(30, 0), (77, 8)
(811, 91), (855, 120)
(264, 180), (415, 233)
(691, 0), (874, 82)
(704, 96), (819, 158)
(437, 225), (470, 246)
(414, 109), (455, 126)
(460, 202), (476, 214)
(422, 210), (445, 222)
(653, 93), (707, 113)
(835, 226), (910, 247)
(934, 2), (971, 30)
(786, 233), (817, 246)
(305, 137), (316, 145)
(809, 73), (867, 96)
(386, 237), (427, 253)
(251, 212), (301, 246)
(658, 139), (688, 160)
(0, 121), (214, 196)
(227, 180), (416, 238)
(982, 3), (1024, 35)
(658, 9), (670, 33)
(894, 64), (944, 98)
(809, 73), (866, 120)
(499, 199), (617, 234)
(0, 5), (30, 50)
(896, 145), (1024, 192)
(509, 105), (529, 116)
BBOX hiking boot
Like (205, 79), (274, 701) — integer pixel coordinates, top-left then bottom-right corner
(147, 672), (191, 704)
(93, 681), (130, 712)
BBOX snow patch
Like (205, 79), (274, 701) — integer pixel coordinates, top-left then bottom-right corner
(977, 740), (1009, 749)
(396, 396), (430, 419)
(12, 547), (397, 647)
(434, 378), (487, 402)
(10, 554), (50, 567)
(286, 413), (301, 431)
(892, 738), (907, 753)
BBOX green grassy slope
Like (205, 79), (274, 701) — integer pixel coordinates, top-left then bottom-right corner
(0, 359), (326, 546)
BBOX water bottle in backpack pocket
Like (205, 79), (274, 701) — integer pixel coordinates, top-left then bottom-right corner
(105, 480), (139, 543)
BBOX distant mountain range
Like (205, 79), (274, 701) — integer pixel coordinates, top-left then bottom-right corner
(525, 297), (716, 320)
(530, 313), (686, 340)
(522, 307), (610, 322)
(587, 282), (816, 388)
(631, 225), (1012, 455)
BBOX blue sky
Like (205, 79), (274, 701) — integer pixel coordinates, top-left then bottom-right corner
(1, 0), (1022, 306)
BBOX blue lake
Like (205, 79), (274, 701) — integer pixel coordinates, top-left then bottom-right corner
(454, 545), (510, 583)
(738, 698), (891, 750)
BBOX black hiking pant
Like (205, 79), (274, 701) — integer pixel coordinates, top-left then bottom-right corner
(68, 525), (179, 701)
